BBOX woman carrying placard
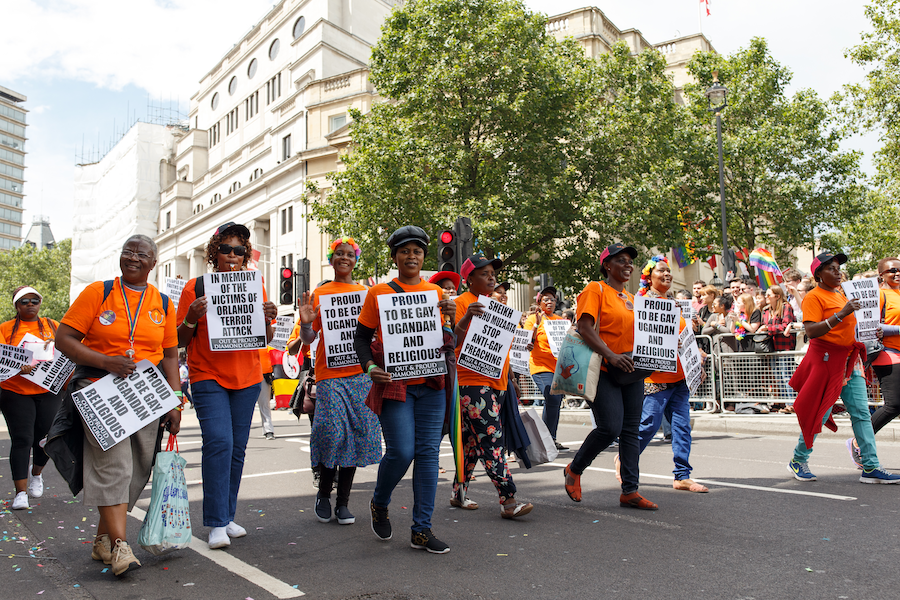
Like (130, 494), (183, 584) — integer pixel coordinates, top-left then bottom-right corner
(0, 286), (63, 511)
(847, 257), (900, 467)
(451, 256), (533, 519)
(787, 252), (900, 483)
(354, 225), (456, 554)
(55, 235), (182, 576)
(563, 243), (658, 510)
(295, 237), (382, 526)
(176, 222), (279, 549)
(632, 255), (707, 493)
(523, 286), (568, 451)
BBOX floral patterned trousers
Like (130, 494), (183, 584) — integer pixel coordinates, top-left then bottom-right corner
(452, 385), (517, 504)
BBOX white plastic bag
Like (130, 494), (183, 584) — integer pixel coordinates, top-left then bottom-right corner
(520, 408), (559, 465)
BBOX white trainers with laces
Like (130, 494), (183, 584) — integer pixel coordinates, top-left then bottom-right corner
(111, 539), (141, 576)
(28, 473), (43, 498)
(11, 491), (29, 510)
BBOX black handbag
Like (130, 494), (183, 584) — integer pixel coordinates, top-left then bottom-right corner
(605, 352), (652, 386)
(752, 333), (774, 353)
(290, 373), (316, 418)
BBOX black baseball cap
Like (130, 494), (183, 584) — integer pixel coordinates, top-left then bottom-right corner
(386, 225), (430, 251)
(215, 221), (251, 238)
(600, 243), (638, 276)
(494, 281), (512, 293)
(461, 255), (503, 282)
(810, 251), (848, 276)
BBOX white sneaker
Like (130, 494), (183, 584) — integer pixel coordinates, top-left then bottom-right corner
(11, 491), (28, 510)
(28, 473), (43, 498)
(208, 527), (230, 549)
(225, 521), (247, 538)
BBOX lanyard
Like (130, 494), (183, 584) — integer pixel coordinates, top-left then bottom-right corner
(119, 278), (147, 358)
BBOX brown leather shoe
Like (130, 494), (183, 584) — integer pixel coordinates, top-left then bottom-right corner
(619, 492), (658, 510)
(564, 464), (581, 502)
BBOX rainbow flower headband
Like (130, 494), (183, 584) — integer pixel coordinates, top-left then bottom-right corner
(636, 254), (668, 296)
(327, 236), (361, 262)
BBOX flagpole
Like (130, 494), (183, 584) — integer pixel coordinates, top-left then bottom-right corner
(699, 0), (703, 34)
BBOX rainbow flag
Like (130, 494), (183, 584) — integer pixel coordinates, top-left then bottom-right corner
(749, 248), (783, 290)
(447, 325), (465, 485)
(671, 245), (695, 268)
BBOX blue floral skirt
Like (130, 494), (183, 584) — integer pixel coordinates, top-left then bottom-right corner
(310, 373), (382, 469)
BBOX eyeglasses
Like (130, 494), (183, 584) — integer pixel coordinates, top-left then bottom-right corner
(121, 249), (152, 260)
(881, 268), (900, 275)
(218, 244), (247, 256)
(17, 298), (40, 306)
(617, 292), (634, 311)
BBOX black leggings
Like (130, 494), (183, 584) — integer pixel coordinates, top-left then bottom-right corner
(0, 390), (62, 480)
(872, 364), (900, 434)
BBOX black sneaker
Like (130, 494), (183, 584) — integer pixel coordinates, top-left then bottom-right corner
(554, 440), (569, 451)
(335, 505), (356, 525)
(315, 496), (332, 523)
(370, 500), (391, 540)
(410, 529), (450, 554)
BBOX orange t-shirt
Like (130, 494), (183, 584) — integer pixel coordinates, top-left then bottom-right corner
(802, 286), (856, 346)
(0, 318), (61, 395)
(176, 276), (264, 390)
(259, 347), (273, 374)
(62, 279), (177, 366)
(286, 322), (312, 361)
(575, 281), (635, 371)
(357, 278), (444, 386)
(523, 312), (566, 375)
(883, 289), (900, 353)
(311, 281), (367, 382)
(647, 316), (687, 384)
(454, 292), (508, 391)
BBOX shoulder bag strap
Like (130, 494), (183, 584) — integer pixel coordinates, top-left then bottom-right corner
(387, 280), (405, 294)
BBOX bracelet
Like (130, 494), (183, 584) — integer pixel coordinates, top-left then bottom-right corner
(833, 313), (843, 323)
(825, 317), (834, 330)
(301, 322), (313, 330)
(174, 405), (184, 412)
(174, 391), (183, 398)
(183, 320), (197, 329)
(367, 363), (378, 375)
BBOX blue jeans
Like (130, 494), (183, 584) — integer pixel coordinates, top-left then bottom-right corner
(191, 379), (262, 527)
(373, 384), (446, 533)
(772, 355), (796, 401)
(792, 371), (879, 469)
(532, 372), (562, 439)
(639, 380), (693, 480)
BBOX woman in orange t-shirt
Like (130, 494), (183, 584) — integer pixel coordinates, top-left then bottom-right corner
(56, 235), (181, 576)
(176, 222), (279, 550)
(295, 237), (382, 526)
(563, 243), (658, 510)
(633, 255), (707, 493)
(788, 252), (900, 483)
(523, 287), (568, 450)
(0, 286), (63, 511)
(450, 256), (533, 519)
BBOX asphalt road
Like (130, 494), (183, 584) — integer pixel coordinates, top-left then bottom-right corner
(2, 408), (900, 600)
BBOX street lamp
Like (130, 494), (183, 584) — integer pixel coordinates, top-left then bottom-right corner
(705, 71), (731, 283)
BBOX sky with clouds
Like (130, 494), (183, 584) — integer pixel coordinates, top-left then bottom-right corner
(1, 0), (879, 241)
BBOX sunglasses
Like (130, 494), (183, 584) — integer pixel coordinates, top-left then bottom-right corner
(218, 244), (247, 256)
(617, 292), (634, 311)
(17, 298), (41, 306)
(881, 268), (900, 275)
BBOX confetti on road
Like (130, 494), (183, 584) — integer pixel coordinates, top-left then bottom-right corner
(593, 520), (599, 523)
(101, 568), (108, 573)
(496, 554), (507, 556)
(183, 583), (195, 586)
(805, 568), (813, 572)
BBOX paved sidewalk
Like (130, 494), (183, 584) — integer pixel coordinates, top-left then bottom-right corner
(551, 406), (900, 441)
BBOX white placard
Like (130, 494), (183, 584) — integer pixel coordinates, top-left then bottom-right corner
(320, 290), (367, 369)
(70, 360), (180, 451)
(678, 326), (704, 395)
(19, 332), (55, 362)
(21, 348), (76, 395)
(542, 319), (571, 358)
(377, 289), (447, 380)
(164, 277), (187, 309)
(0, 344), (33, 383)
(676, 299), (694, 321)
(458, 296), (522, 379)
(841, 277), (881, 342)
(270, 316), (295, 351)
(633, 295), (680, 373)
(204, 271), (266, 351)
(510, 329), (532, 376)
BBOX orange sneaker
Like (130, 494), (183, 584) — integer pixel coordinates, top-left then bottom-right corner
(619, 492), (658, 510)
(564, 464), (581, 502)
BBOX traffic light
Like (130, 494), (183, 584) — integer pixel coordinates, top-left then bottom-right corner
(455, 217), (473, 265)
(296, 257), (310, 300)
(279, 267), (294, 305)
(438, 229), (458, 273)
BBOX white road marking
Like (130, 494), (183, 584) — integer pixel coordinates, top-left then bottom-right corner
(546, 462), (857, 501)
(129, 506), (304, 598)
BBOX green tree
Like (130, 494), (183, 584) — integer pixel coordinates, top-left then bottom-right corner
(676, 38), (866, 266)
(819, 190), (900, 275)
(0, 239), (71, 322)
